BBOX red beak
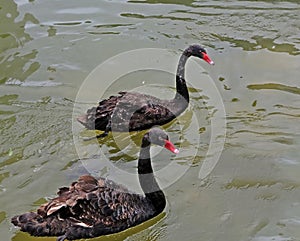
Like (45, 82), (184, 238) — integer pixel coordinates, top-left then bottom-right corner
(202, 52), (214, 65)
(164, 140), (179, 154)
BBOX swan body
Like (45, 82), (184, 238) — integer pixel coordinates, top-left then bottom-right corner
(11, 128), (178, 240)
(78, 91), (178, 132)
(77, 45), (214, 138)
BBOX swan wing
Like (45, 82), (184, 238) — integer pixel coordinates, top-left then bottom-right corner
(37, 175), (153, 228)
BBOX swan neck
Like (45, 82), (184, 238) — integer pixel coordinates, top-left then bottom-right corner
(138, 137), (166, 213)
(175, 52), (190, 103)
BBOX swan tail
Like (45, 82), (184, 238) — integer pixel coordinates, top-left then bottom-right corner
(11, 212), (65, 237)
(77, 114), (88, 126)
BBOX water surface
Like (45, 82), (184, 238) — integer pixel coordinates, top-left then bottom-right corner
(1, 1), (300, 241)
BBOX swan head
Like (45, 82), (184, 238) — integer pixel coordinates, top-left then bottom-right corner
(186, 44), (214, 65)
(147, 127), (179, 154)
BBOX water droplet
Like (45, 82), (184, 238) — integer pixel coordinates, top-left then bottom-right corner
(8, 148), (13, 156)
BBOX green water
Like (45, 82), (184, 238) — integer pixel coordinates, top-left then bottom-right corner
(1, 1), (300, 241)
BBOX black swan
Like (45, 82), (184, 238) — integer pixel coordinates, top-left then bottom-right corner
(77, 44), (214, 138)
(11, 128), (179, 241)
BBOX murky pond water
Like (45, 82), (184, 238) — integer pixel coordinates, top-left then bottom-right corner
(1, 0), (300, 241)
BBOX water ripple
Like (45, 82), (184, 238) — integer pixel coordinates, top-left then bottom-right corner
(248, 83), (300, 95)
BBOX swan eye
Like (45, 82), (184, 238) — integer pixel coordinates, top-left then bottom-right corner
(158, 136), (168, 145)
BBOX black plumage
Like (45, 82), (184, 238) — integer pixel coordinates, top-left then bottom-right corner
(77, 45), (214, 138)
(11, 128), (179, 240)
